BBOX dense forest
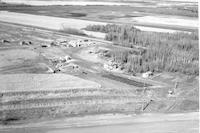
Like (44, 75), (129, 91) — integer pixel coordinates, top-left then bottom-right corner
(85, 24), (199, 75)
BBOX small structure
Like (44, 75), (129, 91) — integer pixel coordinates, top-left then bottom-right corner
(58, 57), (66, 63)
(20, 41), (32, 46)
(64, 55), (72, 61)
(68, 39), (96, 47)
(142, 71), (153, 78)
(41, 43), (51, 48)
(82, 71), (87, 74)
(67, 63), (79, 69)
(72, 64), (79, 69)
(58, 40), (69, 46)
(68, 40), (82, 47)
(47, 67), (54, 73)
(51, 56), (67, 64)
(50, 41), (59, 46)
(168, 82), (179, 97)
(1, 39), (10, 43)
(104, 60), (122, 71)
(168, 90), (174, 95)
(53, 69), (61, 73)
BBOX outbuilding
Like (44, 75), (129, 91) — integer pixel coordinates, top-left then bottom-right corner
(142, 71), (153, 78)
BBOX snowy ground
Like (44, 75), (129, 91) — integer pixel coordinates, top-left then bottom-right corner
(82, 30), (106, 38)
(0, 11), (194, 37)
(0, 11), (106, 30)
(135, 26), (190, 33)
(131, 16), (198, 28)
(1, 0), (131, 6)
(1, 0), (197, 7)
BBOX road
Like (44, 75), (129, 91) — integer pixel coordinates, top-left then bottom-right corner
(0, 112), (198, 133)
(48, 120), (198, 133)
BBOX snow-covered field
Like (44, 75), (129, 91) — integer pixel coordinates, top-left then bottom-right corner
(82, 30), (106, 38)
(156, 2), (197, 7)
(134, 26), (188, 33)
(0, 11), (108, 38)
(0, 11), (106, 30)
(0, 11), (193, 36)
(1, 0), (131, 6)
(2, 0), (196, 7)
(131, 16), (198, 28)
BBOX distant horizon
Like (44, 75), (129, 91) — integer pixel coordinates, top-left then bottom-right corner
(1, 0), (198, 7)
(1, 0), (198, 2)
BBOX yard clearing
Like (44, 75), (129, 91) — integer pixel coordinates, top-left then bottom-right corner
(0, 48), (51, 74)
(0, 49), (38, 68)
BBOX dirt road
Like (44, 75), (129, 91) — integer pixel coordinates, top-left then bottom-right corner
(48, 120), (198, 133)
(0, 112), (198, 133)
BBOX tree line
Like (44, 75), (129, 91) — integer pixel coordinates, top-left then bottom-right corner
(85, 24), (199, 75)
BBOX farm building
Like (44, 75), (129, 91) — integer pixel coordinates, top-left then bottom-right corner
(142, 71), (153, 78)
(68, 39), (96, 47)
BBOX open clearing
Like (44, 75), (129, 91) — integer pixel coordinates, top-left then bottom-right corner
(130, 15), (198, 28)
(134, 25), (187, 33)
(0, 49), (38, 68)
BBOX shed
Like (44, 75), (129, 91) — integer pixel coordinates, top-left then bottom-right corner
(142, 71), (153, 78)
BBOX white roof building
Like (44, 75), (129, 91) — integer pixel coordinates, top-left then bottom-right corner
(142, 71), (153, 78)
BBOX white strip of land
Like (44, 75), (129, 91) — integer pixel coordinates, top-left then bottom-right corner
(132, 16), (198, 28)
(0, 11), (195, 34)
(1, 0), (131, 6)
(0, 11), (106, 30)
